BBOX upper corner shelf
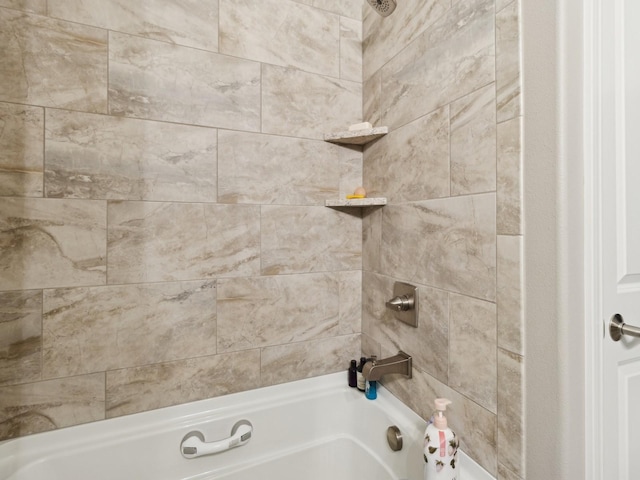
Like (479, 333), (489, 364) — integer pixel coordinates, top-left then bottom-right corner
(323, 126), (388, 146)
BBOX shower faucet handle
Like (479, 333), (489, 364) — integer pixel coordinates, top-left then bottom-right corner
(385, 295), (413, 312)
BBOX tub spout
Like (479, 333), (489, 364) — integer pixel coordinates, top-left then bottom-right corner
(362, 351), (412, 382)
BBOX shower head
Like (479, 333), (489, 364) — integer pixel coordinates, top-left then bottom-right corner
(367, 0), (397, 17)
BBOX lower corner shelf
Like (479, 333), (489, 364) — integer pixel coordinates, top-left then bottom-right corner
(325, 198), (387, 207)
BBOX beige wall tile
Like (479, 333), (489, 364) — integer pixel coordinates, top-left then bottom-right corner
(362, 272), (449, 383)
(220, 0), (339, 78)
(496, 0), (515, 12)
(262, 65), (362, 140)
(0, 103), (43, 197)
(0, 0), (45, 13)
(381, 194), (496, 301)
(363, 0), (449, 80)
(217, 131), (359, 205)
(261, 206), (362, 274)
(106, 351), (260, 418)
(0, 373), (105, 440)
(497, 117), (523, 235)
(380, 0), (494, 129)
(261, 334), (360, 386)
(48, 0), (219, 51)
(295, 0), (362, 20)
(109, 32), (261, 131)
(449, 293), (497, 413)
(107, 202), (260, 284)
(498, 348), (524, 477)
(384, 367), (497, 476)
(497, 235), (524, 354)
(45, 110), (217, 202)
(363, 69), (382, 127)
(0, 290), (41, 386)
(364, 106), (450, 202)
(340, 16), (362, 82)
(339, 270), (362, 335)
(450, 83), (497, 195)
(42, 281), (216, 378)
(498, 463), (523, 480)
(0, 9), (107, 112)
(217, 273), (343, 352)
(496, 0), (522, 122)
(362, 206), (382, 273)
(0, 198), (107, 290)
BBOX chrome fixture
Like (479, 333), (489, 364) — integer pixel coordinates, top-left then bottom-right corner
(367, 0), (397, 17)
(386, 425), (403, 451)
(362, 351), (412, 382)
(386, 282), (418, 328)
(180, 420), (253, 459)
(609, 313), (640, 341)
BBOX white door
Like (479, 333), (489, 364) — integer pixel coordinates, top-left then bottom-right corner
(599, 0), (640, 478)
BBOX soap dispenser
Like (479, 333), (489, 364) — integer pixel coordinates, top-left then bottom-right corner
(423, 398), (458, 480)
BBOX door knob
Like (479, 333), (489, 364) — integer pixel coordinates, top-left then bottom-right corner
(609, 313), (640, 341)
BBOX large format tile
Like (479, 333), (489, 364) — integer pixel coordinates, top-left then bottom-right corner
(363, 70), (382, 127)
(262, 65), (361, 140)
(0, 198), (107, 290)
(0, 373), (105, 440)
(109, 32), (261, 131)
(45, 110), (217, 202)
(496, 0), (521, 122)
(340, 16), (362, 82)
(295, 0), (362, 20)
(0, 9), (107, 112)
(384, 367), (498, 476)
(449, 293), (497, 413)
(381, 194), (496, 301)
(497, 235), (523, 355)
(450, 84), (497, 195)
(0, 290), (41, 386)
(48, 0), (219, 51)
(217, 131), (360, 205)
(498, 348), (524, 477)
(338, 270), (362, 335)
(217, 273), (345, 352)
(380, 0), (494, 128)
(0, 103), (43, 197)
(364, 106), (449, 202)
(42, 281), (216, 378)
(498, 464), (522, 480)
(362, 272), (449, 383)
(363, 0), (449, 80)
(106, 351), (260, 417)
(261, 334), (360, 386)
(0, 0), (45, 13)
(261, 206), (361, 275)
(497, 117), (523, 235)
(220, 0), (339, 78)
(107, 202), (260, 284)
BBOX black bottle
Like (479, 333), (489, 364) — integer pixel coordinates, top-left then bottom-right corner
(356, 356), (367, 391)
(348, 359), (357, 387)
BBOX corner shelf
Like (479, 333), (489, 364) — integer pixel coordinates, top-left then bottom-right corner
(325, 198), (387, 208)
(323, 126), (388, 146)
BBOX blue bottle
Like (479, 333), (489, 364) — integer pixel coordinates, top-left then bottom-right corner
(365, 379), (377, 399)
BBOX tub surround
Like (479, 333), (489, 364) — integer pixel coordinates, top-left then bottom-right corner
(0, 0), (362, 440)
(362, 0), (524, 478)
(0, 0), (525, 478)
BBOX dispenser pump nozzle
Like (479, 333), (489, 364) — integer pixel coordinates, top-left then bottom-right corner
(433, 398), (452, 429)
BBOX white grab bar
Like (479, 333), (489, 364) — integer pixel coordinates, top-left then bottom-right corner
(180, 420), (253, 459)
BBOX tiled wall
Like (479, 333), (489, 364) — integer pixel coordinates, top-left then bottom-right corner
(361, 0), (525, 479)
(0, 0), (364, 440)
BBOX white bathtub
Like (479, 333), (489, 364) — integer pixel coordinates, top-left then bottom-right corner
(0, 372), (494, 480)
